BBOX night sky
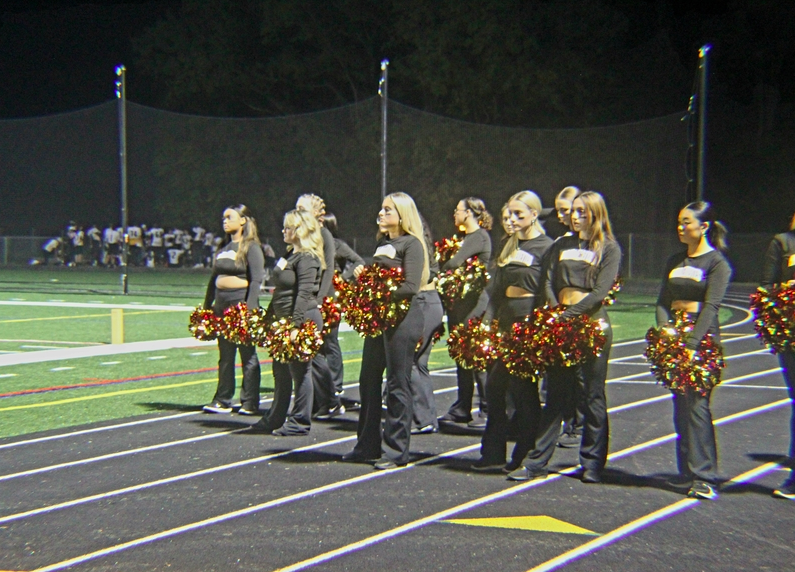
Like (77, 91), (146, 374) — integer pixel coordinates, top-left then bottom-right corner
(1, 0), (793, 236)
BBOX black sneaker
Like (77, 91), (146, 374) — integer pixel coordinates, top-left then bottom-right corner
(471, 458), (505, 473)
(665, 474), (693, 489)
(238, 406), (258, 416)
(506, 466), (548, 482)
(314, 404), (346, 420)
(773, 480), (795, 500)
(202, 401), (232, 414)
(687, 480), (718, 500)
(557, 432), (581, 448)
(411, 424), (437, 435)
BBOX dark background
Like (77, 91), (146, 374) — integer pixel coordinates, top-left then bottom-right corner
(0, 0), (792, 237)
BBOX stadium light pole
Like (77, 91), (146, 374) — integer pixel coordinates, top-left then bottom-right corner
(116, 65), (129, 294)
(378, 59), (389, 201)
(696, 45), (710, 202)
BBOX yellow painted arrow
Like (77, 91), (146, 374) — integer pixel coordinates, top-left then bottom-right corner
(443, 516), (598, 535)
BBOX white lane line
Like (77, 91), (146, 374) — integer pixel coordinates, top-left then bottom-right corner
(24, 394), (790, 572)
(0, 339), (102, 346)
(0, 413), (198, 450)
(0, 431), (234, 482)
(100, 361), (121, 365)
(524, 462), (781, 572)
(147, 356), (167, 360)
(21, 345), (62, 350)
(49, 367), (74, 372)
(0, 373), (18, 378)
(0, 301), (193, 311)
(271, 401), (788, 572)
(29, 444), (481, 572)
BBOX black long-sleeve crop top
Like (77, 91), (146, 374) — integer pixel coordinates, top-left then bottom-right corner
(203, 240), (265, 309)
(483, 234), (553, 321)
(761, 231), (795, 289)
(334, 238), (365, 272)
(441, 228), (492, 271)
(269, 251), (322, 325)
(656, 249), (732, 349)
(372, 233), (424, 299)
(545, 235), (622, 319)
(318, 226), (336, 300)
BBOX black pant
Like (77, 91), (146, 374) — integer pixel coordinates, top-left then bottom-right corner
(324, 325), (345, 394)
(352, 298), (424, 464)
(410, 291), (444, 429)
(525, 308), (613, 473)
(480, 297), (540, 465)
(672, 388), (719, 483)
(211, 288), (261, 410)
(779, 350), (795, 482)
(445, 289), (489, 421)
(259, 308), (322, 435)
(312, 349), (341, 413)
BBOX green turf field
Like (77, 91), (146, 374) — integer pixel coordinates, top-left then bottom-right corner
(0, 268), (735, 439)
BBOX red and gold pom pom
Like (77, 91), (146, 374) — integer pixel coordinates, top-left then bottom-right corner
(750, 284), (795, 354)
(338, 265), (411, 337)
(417, 323), (445, 352)
(220, 302), (256, 345)
(644, 310), (725, 396)
(320, 296), (342, 333)
(188, 307), (221, 341)
(603, 276), (623, 306)
(447, 317), (501, 371)
(260, 318), (324, 362)
(436, 256), (490, 308)
(529, 305), (608, 368)
(434, 235), (463, 266)
(497, 316), (547, 381)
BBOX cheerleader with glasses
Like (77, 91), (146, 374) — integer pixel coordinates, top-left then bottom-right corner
(342, 192), (430, 470)
(250, 209), (325, 436)
(508, 191), (620, 484)
(202, 205), (265, 415)
(439, 197), (494, 427)
(657, 201), (731, 500)
(760, 210), (795, 500)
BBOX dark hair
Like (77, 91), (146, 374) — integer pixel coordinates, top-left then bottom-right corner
(461, 197), (493, 230)
(323, 212), (339, 237)
(682, 201), (728, 252)
(223, 204), (260, 265)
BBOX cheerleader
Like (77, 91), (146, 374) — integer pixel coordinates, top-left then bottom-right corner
(439, 198), (494, 426)
(202, 205), (265, 415)
(295, 194), (344, 420)
(760, 210), (795, 499)
(250, 209), (325, 435)
(321, 212), (365, 394)
(342, 192), (429, 469)
(553, 186), (586, 448)
(656, 201), (731, 499)
(509, 191), (621, 484)
(472, 191), (553, 471)
(410, 216), (445, 434)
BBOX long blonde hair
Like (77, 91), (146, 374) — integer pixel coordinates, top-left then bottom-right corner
(497, 190), (545, 266)
(284, 209), (326, 270)
(224, 204), (260, 267)
(574, 191), (615, 269)
(380, 192), (429, 286)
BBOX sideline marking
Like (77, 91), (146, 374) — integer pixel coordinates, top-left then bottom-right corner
(26, 398), (788, 572)
(524, 462), (780, 572)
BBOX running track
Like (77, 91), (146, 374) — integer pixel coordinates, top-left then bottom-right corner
(0, 285), (793, 572)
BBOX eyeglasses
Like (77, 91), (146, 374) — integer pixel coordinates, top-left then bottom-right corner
(453, 208), (468, 214)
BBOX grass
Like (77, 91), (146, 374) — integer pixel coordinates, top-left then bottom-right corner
(0, 268), (738, 439)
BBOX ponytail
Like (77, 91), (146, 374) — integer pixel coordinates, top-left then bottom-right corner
(683, 201), (728, 252)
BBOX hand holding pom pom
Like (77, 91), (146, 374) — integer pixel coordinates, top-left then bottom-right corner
(750, 284), (795, 354)
(434, 235), (463, 266)
(436, 256), (490, 309)
(337, 265), (411, 337)
(260, 318), (323, 362)
(644, 310), (725, 396)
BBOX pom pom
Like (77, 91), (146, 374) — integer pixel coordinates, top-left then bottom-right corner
(434, 235), (463, 266)
(338, 265), (411, 337)
(447, 318), (500, 371)
(260, 318), (324, 362)
(320, 295), (342, 333)
(750, 284), (795, 354)
(188, 307), (220, 341)
(436, 256), (490, 309)
(529, 305), (608, 368)
(603, 276), (623, 306)
(644, 310), (725, 396)
(219, 302), (256, 345)
(417, 323), (445, 352)
(497, 316), (547, 381)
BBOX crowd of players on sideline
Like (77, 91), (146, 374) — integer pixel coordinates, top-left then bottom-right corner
(35, 222), (276, 269)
